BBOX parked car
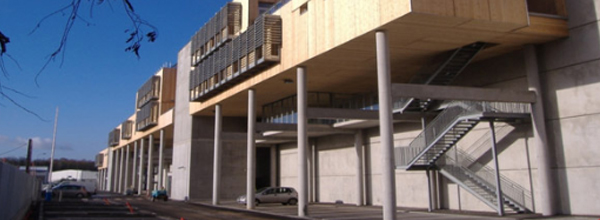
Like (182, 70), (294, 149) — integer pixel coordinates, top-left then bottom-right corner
(41, 184), (91, 198)
(237, 187), (298, 206)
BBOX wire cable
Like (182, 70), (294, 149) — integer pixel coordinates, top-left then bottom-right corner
(0, 143), (28, 156)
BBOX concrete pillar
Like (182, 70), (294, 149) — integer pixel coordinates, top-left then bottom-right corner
(213, 104), (223, 205)
(138, 138), (145, 195)
(124, 144), (130, 194)
(270, 146), (277, 187)
(247, 89), (257, 210)
(120, 147), (125, 193)
(147, 134), (154, 193)
(158, 129), (165, 189)
(112, 149), (118, 192)
(376, 30), (397, 220)
(524, 45), (556, 216)
(297, 66), (309, 217)
(132, 141), (138, 192)
(489, 121), (504, 216)
(355, 130), (364, 206)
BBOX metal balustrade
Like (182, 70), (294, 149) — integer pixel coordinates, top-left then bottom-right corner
(190, 14), (282, 102)
(395, 101), (530, 169)
(441, 149), (533, 213)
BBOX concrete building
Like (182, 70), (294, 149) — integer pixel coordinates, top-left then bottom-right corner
(99, 0), (600, 218)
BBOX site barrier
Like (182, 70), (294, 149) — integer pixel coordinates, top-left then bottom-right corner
(0, 162), (41, 220)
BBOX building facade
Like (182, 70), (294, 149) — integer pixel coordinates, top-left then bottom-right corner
(99, 0), (600, 218)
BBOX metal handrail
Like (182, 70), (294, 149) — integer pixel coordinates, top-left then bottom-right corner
(445, 150), (533, 211)
(398, 101), (531, 167)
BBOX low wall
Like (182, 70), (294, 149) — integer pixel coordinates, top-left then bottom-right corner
(0, 162), (41, 220)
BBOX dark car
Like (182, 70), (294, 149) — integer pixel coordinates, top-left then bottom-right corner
(42, 184), (91, 198)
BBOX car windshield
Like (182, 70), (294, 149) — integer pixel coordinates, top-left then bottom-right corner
(255, 187), (270, 193)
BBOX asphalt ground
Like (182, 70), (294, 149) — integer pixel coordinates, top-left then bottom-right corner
(39, 192), (600, 220)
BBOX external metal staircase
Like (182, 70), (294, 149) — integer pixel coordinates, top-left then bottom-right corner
(439, 149), (534, 213)
(395, 101), (532, 214)
(395, 42), (487, 112)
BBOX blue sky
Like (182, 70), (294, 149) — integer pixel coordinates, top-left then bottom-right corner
(0, 0), (229, 161)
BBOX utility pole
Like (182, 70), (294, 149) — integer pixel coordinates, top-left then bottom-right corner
(48, 107), (59, 183)
(25, 139), (32, 174)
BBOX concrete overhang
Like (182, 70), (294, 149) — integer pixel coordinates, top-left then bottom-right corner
(190, 0), (568, 118)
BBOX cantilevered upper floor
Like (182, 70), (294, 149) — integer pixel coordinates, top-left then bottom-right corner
(105, 67), (177, 150)
(187, 0), (569, 117)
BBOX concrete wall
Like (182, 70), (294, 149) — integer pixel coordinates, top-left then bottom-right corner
(171, 42), (193, 200)
(188, 116), (248, 201)
(0, 162), (40, 220)
(535, 0), (600, 215)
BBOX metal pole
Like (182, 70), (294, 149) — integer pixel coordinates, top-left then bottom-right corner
(48, 107), (59, 183)
(426, 168), (433, 212)
(247, 89), (256, 210)
(26, 139), (32, 174)
(138, 138), (145, 195)
(524, 45), (555, 216)
(147, 134), (154, 193)
(490, 121), (504, 216)
(158, 129), (165, 189)
(213, 104), (223, 205)
(297, 66), (309, 217)
(355, 130), (364, 206)
(376, 31), (397, 220)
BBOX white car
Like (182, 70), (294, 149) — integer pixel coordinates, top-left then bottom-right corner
(237, 187), (298, 206)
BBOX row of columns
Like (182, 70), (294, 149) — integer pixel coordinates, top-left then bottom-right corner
(206, 31), (554, 220)
(101, 129), (168, 196)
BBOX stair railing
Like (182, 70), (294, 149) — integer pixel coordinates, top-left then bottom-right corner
(446, 149), (534, 211)
(396, 101), (531, 168)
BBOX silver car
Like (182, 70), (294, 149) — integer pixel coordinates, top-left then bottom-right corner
(237, 187), (298, 206)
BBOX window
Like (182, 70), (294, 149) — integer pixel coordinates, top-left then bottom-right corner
(259, 2), (274, 14)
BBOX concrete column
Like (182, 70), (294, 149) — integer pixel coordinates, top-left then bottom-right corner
(213, 104), (223, 205)
(247, 89), (257, 210)
(376, 31), (397, 220)
(489, 121), (504, 216)
(270, 146), (277, 187)
(524, 45), (555, 216)
(124, 144), (130, 194)
(297, 66), (309, 217)
(120, 148), (125, 193)
(138, 138), (145, 195)
(132, 141), (138, 192)
(355, 130), (364, 206)
(158, 129), (165, 189)
(112, 149), (118, 192)
(147, 134), (154, 193)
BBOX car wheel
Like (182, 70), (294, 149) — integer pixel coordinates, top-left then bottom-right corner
(164, 196), (168, 202)
(255, 199), (260, 207)
(152, 197), (156, 202)
(287, 198), (298, 205)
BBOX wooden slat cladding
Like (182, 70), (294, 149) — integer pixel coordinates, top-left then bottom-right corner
(136, 101), (159, 131)
(108, 128), (121, 146)
(191, 2), (242, 66)
(189, 14), (282, 102)
(120, 120), (133, 140)
(137, 76), (160, 109)
(161, 68), (177, 114)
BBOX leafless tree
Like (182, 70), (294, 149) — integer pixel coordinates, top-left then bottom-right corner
(0, 0), (157, 119)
